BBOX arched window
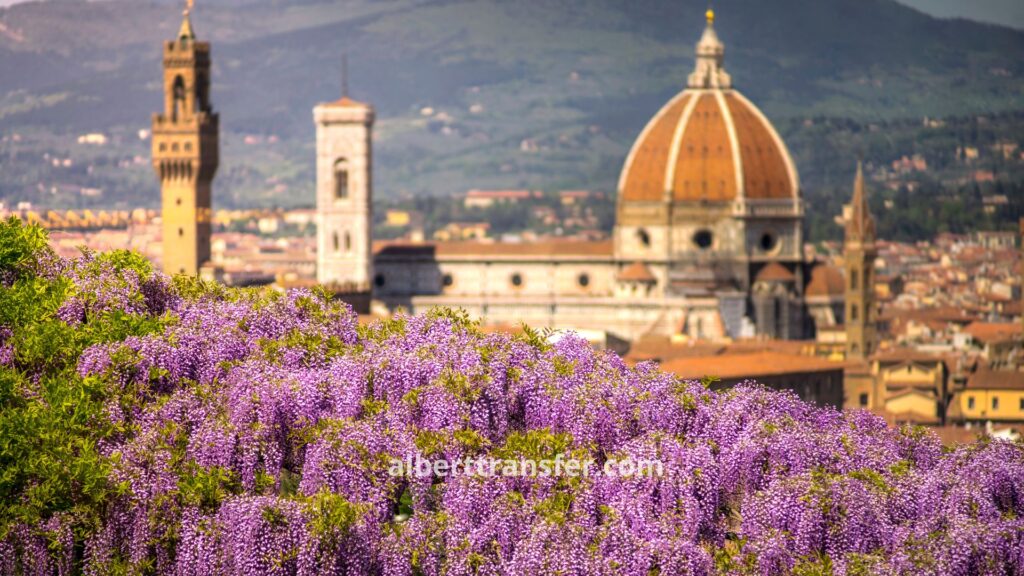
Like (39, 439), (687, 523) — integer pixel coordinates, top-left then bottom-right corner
(333, 158), (349, 200)
(636, 228), (651, 248)
(332, 232), (340, 253)
(344, 232), (352, 252)
(850, 269), (859, 291)
(172, 76), (186, 122)
(850, 304), (859, 322)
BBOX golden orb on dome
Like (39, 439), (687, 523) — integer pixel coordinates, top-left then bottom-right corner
(706, 8), (715, 24)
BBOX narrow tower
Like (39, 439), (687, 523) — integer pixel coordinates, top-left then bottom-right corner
(844, 162), (877, 359)
(152, 0), (218, 276)
(314, 72), (374, 288)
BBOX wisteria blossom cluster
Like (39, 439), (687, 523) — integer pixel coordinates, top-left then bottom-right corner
(0, 219), (1022, 575)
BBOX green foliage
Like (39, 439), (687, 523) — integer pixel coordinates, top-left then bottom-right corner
(0, 218), (170, 549)
(793, 552), (835, 576)
(493, 429), (575, 462)
(178, 465), (242, 512)
(305, 490), (367, 543)
(0, 217), (51, 280)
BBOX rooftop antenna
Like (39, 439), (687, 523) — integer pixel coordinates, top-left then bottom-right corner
(341, 53), (349, 99)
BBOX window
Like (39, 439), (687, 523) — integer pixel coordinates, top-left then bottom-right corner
(172, 75), (186, 122)
(577, 273), (590, 288)
(442, 273), (454, 288)
(693, 230), (713, 250)
(178, 227), (184, 237)
(332, 232), (340, 253)
(759, 232), (777, 252)
(344, 232), (352, 252)
(993, 397), (1000, 410)
(637, 228), (651, 248)
(967, 396), (975, 409)
(850, 304), (859, 322)
(850, 269), (859, 291)
(374, 273), (386, 288)
(1020, 398), (1024, 411)
(511, 273), (523, 288)
(334, 158), (349, 200)
(859, 393), (868, 407)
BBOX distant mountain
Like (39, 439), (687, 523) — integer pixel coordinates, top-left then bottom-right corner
(0, 0), (1022, 203)
(896, 0), (1024, 30)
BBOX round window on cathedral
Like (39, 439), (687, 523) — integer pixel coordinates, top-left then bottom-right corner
(510, 273), (523, 288)
(442, 273), (454, 288)
(374, 273), (386, 288)
(759, 232), (778, 253)
(578, 273), (590, 288)
(693, 229), (713, 250)
(637, 228), (651, 248)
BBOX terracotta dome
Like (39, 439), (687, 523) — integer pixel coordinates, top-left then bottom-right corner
(618, 15), (799, 204)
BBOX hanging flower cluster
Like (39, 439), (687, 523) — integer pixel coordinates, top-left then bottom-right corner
(0, 218), (1021, 575)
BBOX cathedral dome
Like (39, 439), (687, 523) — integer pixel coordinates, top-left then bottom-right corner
(618, 13), (799, 204)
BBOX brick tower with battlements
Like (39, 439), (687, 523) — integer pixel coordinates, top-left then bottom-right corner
(152, 1), (218, 276)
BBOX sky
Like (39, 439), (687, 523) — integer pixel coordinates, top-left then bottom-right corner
(0, 0), (1021, 29)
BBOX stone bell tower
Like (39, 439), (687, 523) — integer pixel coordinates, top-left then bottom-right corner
(314, 69), (374, 288)
(844, 162), (878, 359)
(152, 1), (218, 276)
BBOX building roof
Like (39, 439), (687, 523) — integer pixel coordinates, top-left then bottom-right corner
(617, 14), (798, 204)
(465, 189), (538, 199)
(754, 262), (795, 283)
(660, 351), (842, 380)
(805, 264), (845, 298)
(618, 262), (657, 283)
(964, 369), (1024, 390)
(322, 96), (371, 109)
(373, 240), (614, 260)
(963, 321), (1022, 345)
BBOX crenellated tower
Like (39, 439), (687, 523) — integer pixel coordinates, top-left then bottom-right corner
(152, 1), (219, 276)
(844, 162), (877, 359)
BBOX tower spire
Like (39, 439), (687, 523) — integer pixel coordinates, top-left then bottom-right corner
(178, 0), (196, 41)
(846, 161), (876, 243)
(688, 5), (731, 89)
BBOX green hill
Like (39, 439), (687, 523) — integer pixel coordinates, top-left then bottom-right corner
(0, 0), (1022, 206)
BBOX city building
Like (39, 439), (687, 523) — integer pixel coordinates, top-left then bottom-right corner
(332, 10), (846, 342)
(313, 88), (374, 290)
(151, 4), (219, 276)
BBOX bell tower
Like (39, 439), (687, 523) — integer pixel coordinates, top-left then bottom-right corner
(844, 162), (877, 359)
(152, 0), (218, 276)
(314, 67), (374, 288)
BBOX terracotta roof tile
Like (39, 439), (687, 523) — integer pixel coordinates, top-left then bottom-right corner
(754, 262), (795, 283)
(805, 264), (845, 297)
(660, 351), (842, 380)
(963, 322), (1022, 344)
(619, 90), (798, 203)
(618, 262), (657, 283)
(965, 369), (1024, 390)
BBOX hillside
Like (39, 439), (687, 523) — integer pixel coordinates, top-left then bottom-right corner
(0, 0), (1022, 205)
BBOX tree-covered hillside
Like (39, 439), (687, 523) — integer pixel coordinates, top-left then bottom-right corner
(0, 0), (1022, 205)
